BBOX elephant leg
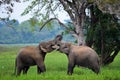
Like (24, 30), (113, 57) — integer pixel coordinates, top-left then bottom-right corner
(16, 59), (25, 76)
(88, 61), (100, 74)
(38, 53), (46, 73)
(37, 66), (40, 74)
(23, 66), (30, 74)
(36, 60), (46, 74)
(16, 66), (23, 76)
(67, 62), (75, 75)
(67, 57), (75, 75)
(91, 63), (100, 74)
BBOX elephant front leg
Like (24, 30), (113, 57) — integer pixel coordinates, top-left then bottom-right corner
(37, 66), (40, 74)
(16, 66), (23, 76)
(67, 62), (75, 75)
(37, 66), (46, 74)
(36, 61), (46, 74)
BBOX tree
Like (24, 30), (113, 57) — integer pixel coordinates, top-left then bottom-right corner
(22, 0), (120, 46)
(0, 0), (20, 30)
(95, 0), (120, 17)
(22, 0), (91, 45)
(0, 0), (20, 19)
(85, 5), (120, 65)
(0, 0), (120, 45)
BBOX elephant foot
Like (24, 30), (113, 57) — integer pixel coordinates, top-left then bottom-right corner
(67, 71), (72, 75)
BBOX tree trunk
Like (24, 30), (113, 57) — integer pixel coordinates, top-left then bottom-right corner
(102, 50), (119, 65)
(77, 33), (85, 46)
(86, 5), (97, 47)
(72, 23), (86, 46)
(59, 0), (87, 46)
(72, 3), (86, 46)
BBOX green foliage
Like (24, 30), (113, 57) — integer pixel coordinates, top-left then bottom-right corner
(0, 19), (75, 44)
(86, 6), (120, 55)
(100, 0), (119, 4)
(0, 0), (20, 19)
(85, 5), (119, 65)
(22, 0), (60, 21)
(0, 19), (54, 43)
(21, 0), (38, 16)
(0, 45), (120, 80)
(95, 0), (120, 18)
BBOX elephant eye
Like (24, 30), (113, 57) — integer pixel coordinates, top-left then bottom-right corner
(50, 45), (53, 47)
(57, 44), (60, 47)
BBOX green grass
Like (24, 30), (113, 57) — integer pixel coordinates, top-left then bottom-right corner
(0, 45), (120, 80)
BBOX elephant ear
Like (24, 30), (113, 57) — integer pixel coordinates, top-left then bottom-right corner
(40, 45), (47, 52)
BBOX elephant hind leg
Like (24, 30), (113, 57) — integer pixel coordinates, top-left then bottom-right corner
(91, 67), (100, 74)
(23, 66), (30, 74)
(90, 63), (100, 74)
(94, 65), (100, 74)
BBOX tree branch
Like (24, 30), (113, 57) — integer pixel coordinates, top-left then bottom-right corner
(59, 0), (75, 22)
(0, 18), (16, 30)
(39, 18), (76, 34)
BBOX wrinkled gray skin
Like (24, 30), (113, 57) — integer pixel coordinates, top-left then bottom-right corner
(14, 35), (63, 76)
(56, 41), (100, 75)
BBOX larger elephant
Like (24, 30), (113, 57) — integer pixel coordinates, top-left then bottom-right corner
(55, 41), (100, 75)
(14, 35), (63, 76)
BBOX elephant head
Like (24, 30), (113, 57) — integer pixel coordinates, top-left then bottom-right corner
(39, 34), (63, 53)
(39, 40), (57, 53)
(55, 41), (71, 55)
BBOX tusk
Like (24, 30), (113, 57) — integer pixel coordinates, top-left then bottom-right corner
(52, 45), (59, 50)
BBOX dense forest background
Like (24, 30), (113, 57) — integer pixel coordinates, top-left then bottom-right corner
(0, 19), (75, 44)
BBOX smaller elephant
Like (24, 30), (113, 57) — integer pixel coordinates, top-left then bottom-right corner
(55, 41), (100, 75)
(14, 35), (63, 76)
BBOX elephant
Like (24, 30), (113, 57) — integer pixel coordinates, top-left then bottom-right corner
(55, 41), (100, 75)
(14, 35), (63, 76)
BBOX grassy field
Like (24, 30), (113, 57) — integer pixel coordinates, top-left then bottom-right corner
(0, 44), (120, 80)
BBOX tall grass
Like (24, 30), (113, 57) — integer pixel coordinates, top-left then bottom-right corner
(0, 45), (120, 80)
